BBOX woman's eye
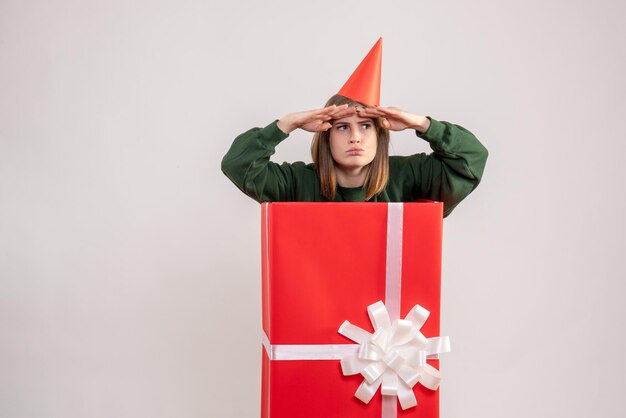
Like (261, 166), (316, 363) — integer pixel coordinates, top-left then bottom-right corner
(336, 125), (348, 131)
(361, 123), (372, 129)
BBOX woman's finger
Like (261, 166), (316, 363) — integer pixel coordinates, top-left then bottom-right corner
(330, 107), (357, 119)
(380, 107), (405, 118)
(300, 106), (340, 124)
(323, 104), (349, 114)
(357, 106), (385, 116)
(370, 107), (399, 116)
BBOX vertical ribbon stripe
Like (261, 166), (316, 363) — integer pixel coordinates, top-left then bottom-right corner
(385, 203), (404, 321)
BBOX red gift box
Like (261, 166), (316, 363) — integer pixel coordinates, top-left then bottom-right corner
(261, 202), (446, 418)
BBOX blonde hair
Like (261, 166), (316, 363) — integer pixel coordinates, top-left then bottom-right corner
(311, 94), (390, 201)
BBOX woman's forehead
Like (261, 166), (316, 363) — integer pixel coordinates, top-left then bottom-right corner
(332, 114), (374, 124)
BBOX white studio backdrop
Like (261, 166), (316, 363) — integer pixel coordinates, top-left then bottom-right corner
(1, 0), (625, 417)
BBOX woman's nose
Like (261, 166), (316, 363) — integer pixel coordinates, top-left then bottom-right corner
(350, 132), (361, 143)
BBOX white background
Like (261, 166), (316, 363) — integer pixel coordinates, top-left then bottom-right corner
(1, 0), (625, 417)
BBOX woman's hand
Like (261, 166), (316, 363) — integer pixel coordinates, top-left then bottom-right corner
(277, 104), (356, 134)
(357, 106), (431, 133)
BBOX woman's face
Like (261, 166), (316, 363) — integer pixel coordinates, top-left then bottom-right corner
(329, 114), (377, 171)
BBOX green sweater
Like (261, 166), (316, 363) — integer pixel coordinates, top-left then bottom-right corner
(221, 118), (488, 217)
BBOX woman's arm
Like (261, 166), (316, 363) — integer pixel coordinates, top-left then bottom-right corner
(221, 121), (293, 202)
(359, 107), (488, 216)
(221, 105), (356, 202)
(412, 117), (488, 216)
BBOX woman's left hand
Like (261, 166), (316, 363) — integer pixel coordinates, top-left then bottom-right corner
(357, 106), (431, 133)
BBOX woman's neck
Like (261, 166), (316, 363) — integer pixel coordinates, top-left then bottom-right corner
(335, 166), (369, 188)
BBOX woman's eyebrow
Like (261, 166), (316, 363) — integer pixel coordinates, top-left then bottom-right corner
(333, 119), (373, 125)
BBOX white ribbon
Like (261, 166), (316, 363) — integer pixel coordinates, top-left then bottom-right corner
(262, 203), (450, 417)
(385, 203), (404, 321)
(262, 331), (359, 360)
(338, 300), (450, 410)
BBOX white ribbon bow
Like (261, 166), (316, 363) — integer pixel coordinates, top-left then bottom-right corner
(338, 300), (451, 410)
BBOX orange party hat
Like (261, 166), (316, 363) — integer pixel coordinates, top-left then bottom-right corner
(338, 37), (382, 106)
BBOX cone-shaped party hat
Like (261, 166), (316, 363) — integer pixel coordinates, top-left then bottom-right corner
(338, 37), (382, 106)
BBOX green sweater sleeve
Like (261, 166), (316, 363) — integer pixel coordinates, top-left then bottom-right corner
(400, 117), (488, 217)
(221, 121), (296, 202)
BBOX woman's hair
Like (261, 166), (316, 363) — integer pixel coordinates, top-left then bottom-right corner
(311, 94), (390, 201)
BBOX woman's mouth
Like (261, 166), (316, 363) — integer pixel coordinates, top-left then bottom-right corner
(347, 148), (365, 155)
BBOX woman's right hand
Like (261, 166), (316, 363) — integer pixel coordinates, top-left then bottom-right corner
(277, 104), (356, 134)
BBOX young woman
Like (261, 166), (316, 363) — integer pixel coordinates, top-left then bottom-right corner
(221, 94), (488, 217)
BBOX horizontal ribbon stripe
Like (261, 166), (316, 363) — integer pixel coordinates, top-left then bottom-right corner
(263, 331), (359, 360)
